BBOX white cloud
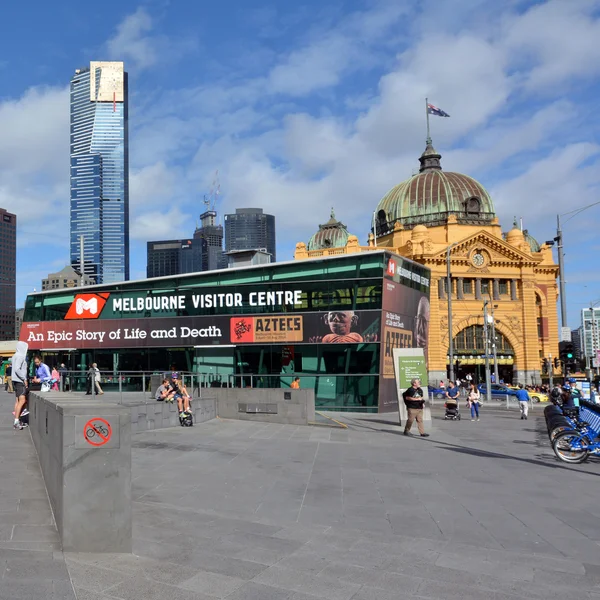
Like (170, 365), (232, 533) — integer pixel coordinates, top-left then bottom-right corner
(130, 206), (192, 241)
(106, 7), (196, 71)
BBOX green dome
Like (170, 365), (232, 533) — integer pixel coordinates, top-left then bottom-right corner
(308, 209), (352, 250)
(523, 230), (541, 252)
(375, 140), (496, 233)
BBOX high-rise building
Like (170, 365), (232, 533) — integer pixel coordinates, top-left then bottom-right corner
(194, 211), (226, 271)
(70, 61), (129, 284)
(15, 308), (24, 339)
(146, 239), (203, 278)
(224, 208), (276, 261)
(42, 265), (94, 291)
(0, 208), (16, 341)
(581, 307), (600, 365)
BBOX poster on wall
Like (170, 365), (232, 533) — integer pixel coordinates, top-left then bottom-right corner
(392, 348), (429, 424)
(20, 310), (381, 350)
(378, 258), (430, 412)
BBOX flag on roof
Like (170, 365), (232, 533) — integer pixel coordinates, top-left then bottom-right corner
(427, 103), (450, 117)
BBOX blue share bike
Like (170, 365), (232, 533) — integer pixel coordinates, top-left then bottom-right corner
(552, 401), (600, 464)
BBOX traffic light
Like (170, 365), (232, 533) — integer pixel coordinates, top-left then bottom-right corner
(553, 356), (560, 369)
(559, 341), (575, 372)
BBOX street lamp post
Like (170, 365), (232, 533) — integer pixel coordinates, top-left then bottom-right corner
(550, 201), (600, 334)
(489, 299), (499, 384)
(483, 301), (492, 403)
(447, 242), (457, 383)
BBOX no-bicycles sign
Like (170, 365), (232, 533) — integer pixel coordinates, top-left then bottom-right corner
(75, 415), (120, 449)
(84, 418), (112, 446)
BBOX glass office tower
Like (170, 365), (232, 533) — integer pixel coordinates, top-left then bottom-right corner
(70, 61), (129, 284)
(225, 208), (276, 261)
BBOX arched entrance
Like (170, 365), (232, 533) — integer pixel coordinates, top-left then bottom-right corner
(448, 325), (515, 384)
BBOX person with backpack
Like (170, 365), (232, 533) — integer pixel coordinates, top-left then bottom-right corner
(402, 378), (429, 437)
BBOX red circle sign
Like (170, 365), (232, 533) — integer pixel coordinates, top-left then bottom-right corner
(83, 418), (112, 447)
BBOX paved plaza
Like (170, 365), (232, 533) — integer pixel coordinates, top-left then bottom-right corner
(1, 390), (600, 600)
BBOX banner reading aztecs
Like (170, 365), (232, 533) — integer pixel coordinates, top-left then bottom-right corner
(20, 310), (381, 350)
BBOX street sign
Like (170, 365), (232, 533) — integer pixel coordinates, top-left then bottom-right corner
(561, 327), (572, 342)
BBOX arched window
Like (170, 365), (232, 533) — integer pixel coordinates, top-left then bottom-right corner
(377, 210), (388, 235)
(453, 325), (514, 355)
(466, 197), (481, 214)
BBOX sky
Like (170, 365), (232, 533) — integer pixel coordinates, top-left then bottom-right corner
(1, 0), (600, 329)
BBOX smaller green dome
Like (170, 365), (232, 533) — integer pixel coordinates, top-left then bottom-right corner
(308, 209), (352, 250)
(523, 230), (541, 253)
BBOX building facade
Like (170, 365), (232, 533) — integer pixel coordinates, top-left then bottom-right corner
(0, 209), (16, 341)
(146, 239), (203, 278)
(70, 61), (129, 284)
(15, 308), (24, 340)
(20, 252), (429, 413)
(193, 211), (226, 271)
(42, 265), (94, 291)
(295, 140), (560, 385)
(580, 308), (600, 366)
(225, 208), (276, 261)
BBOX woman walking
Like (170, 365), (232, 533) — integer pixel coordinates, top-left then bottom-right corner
(468, 383), (481, 421)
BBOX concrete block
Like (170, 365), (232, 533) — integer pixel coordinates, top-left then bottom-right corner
(29, 392), (132, 553)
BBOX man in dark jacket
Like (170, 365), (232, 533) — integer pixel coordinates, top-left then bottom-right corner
(403, 378), (430, 437)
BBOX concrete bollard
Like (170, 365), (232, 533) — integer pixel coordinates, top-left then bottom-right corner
(29, 392), (132, 553)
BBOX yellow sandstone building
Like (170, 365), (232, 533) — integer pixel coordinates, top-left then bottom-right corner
(295, 139), (560, 385)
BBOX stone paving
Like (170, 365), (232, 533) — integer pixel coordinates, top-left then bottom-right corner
(2, 388), (600, 599)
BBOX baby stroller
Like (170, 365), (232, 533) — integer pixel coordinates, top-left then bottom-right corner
(444, 398), (461, 420)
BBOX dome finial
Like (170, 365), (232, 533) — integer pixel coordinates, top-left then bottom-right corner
(513, 216), (518, 228)
(418, 136), (442, 173)
(330, 207), (335, 220)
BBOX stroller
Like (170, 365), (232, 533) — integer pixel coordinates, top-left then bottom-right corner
(444, 398), (461, 420)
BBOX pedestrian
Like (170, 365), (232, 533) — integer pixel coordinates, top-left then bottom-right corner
(91, 363), (104, 395)
(465, 373), (473, 386)
(446, 380), (460, 405)
(561, 384), (575, 408)
(58, 363), (68, 391)
(468, 383), (481, 421)
(11, 342), (28, 430)
(291, 377), (300, 389)
(31, 355), (52, 391)
(550, 384), (562, 405)
(4, 360), (12, 393)
(439, 380), (445, 389)
(51, 366), (60, 391)
(402, 378), (429, 437)
(515, 383), (530, 420)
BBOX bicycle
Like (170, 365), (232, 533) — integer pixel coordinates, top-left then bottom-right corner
(551, 402), (600, 464)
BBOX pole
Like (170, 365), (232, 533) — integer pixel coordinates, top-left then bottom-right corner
(447, 243), (455, 382)
(548, 355), (553, 389)
(79, 235), (85, 287)
(483, 301), (492, 403)
(373, 211), (377, 246)
(557, 214), (567, 331)
(425, 97), (430, 142)
(490, 301), (499, 385)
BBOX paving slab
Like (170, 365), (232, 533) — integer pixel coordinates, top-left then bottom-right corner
(4, 389), (600, 599)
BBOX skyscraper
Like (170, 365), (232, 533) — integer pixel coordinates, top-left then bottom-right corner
(224, 208), (276, 260)
(70, 61), (129, 284)
(194, 211), (226, 271)
(146, 239), (203, 278)
(0, 208), (16, 341)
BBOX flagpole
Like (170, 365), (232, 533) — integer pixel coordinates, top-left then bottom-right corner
(425, 97), (431, 143)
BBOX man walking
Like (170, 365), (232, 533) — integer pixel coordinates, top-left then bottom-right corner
(515, 383), (530, 420)
(403, 378), (429, 437)
(11, 342), (28, 430)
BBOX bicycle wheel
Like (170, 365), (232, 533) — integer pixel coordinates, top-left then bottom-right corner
(552, 430), (590, 464)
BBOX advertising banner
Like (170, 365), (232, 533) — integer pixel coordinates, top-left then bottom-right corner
(378, 259), (430, 411)
(20, 310), (380, 350)
(393, 348), (429, 424)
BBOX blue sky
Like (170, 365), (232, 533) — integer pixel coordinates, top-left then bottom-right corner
(1, 0), (600, 329)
